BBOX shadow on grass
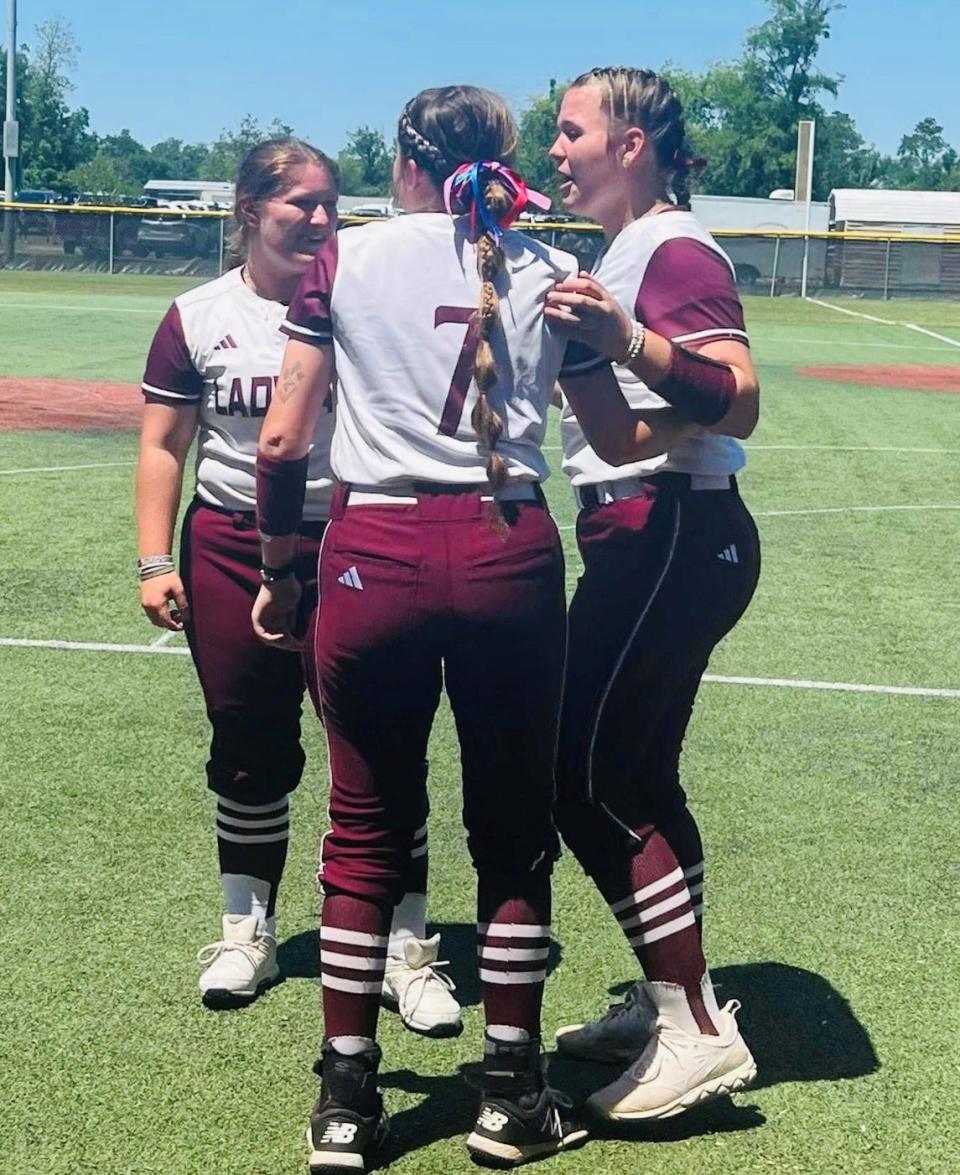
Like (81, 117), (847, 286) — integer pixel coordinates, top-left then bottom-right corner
(278, 921), (563, 1009)
(606, 960), (879, 1092)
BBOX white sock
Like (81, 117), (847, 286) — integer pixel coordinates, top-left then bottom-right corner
(700, 970), (722, 1023)
(329, 1035), (376, 1057)
(644, 979), (707, 1036)
(487, 1025), (530, 1043)
(387, 892), (427, 958)
(222, 873), (272, 931)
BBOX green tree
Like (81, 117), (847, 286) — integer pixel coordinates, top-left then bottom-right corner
(98, 129), (154, 187)
(1, 19), (94, 191)
(65, 154), (139, 198)
(338, 126), (392, 195)
(202, 115), (295, 181)
(895, 118), (957, 189)
(515, 82), (566, 201)
(148, 137), (209, 181)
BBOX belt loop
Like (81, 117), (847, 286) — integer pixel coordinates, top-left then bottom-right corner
(330, 482), (349, 521)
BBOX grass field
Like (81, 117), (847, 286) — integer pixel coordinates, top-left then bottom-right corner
(2, 271), (959, 1174)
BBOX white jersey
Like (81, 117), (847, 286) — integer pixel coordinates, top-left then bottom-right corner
(283, 214), (586, 487)
(142, 266), (334, 519)
(561, 210), (749, 485)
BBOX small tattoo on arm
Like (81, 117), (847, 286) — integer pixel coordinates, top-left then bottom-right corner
(278, 360), (305, 403)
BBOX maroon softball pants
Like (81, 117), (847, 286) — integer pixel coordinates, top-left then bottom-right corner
(311, 485), (566, 907)
(555, 475), (760, 885)
(180, 499), (326, 805)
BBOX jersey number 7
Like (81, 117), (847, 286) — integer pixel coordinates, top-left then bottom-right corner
(435, 306), (481, 436)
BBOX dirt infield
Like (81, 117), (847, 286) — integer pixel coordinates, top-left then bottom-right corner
(0, 376), (143, 431)
(797, 364), (960, 393)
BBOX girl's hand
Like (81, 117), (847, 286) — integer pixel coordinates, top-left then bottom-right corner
(140, 571), (189, 631)
(545, 272), (633, 362)
(251, 577), (304, 653)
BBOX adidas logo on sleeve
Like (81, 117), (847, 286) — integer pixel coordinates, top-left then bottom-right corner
(716, 544), (739, 564)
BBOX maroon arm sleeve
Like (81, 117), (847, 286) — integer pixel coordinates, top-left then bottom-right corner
(141, 303), (203, 404)
(281, 236), (337, 345)
(635, 237), (748, 347)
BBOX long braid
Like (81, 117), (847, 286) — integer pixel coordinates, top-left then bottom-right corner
(398, 90), (519, 521)
(471, 185), (511, 503)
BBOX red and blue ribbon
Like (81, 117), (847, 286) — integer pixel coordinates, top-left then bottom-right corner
(443, 161), (551, 241)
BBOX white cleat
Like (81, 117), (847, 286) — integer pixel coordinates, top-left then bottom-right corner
(381, 934), (462, 1037)
(586, 1000), (756, 1121)
(555, 981), (656, 1063)
(197, 914), (280, 1009)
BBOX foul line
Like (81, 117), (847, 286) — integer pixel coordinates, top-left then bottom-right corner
(805, 297), (960, 349)
(0, 300), (160, 315)
(0, 637), (189, 655)
(0, 461), (135, 476)
(2, 636), (956, 699)
(755, 503), (960, 518)
(703, 674), (960, 699)
(746, 445), (960, 454)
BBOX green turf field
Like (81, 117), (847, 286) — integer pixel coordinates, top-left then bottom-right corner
(2, 272), (959, 1173)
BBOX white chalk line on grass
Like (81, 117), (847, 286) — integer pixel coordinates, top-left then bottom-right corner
(746, 445), (960, 454)
(805, 297), (960, 349)
(2, 635), (956, 699)
(755, 504), (960, 518)
(0, 460), (135, 476)
(0, 300), (159, 315)
(149, 629), (182, 647)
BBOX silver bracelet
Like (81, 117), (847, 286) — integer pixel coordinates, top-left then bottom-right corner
(620, 321), (646, 365)
(138, 555), (175, 582)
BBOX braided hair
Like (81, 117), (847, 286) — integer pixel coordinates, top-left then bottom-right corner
(571, 67), (703, 206)
(397, 87), (519, 507)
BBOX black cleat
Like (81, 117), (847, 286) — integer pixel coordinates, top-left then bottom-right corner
(306, 1041), (389, 1174)
(466, 1035), (589, 1168)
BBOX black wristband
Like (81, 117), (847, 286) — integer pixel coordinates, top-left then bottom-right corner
(259, 561), (297, 585)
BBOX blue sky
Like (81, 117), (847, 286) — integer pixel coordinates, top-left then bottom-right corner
(6, 1), (958, 159)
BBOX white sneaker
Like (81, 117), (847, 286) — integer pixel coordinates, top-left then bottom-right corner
(197, 914), (280, 1008)
(380, 934), (462, 1037)
(555, 981), (656, 1062)
(586, 1000), (756, 1121)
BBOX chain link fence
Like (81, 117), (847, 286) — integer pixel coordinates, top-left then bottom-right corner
(3, 202), (960, 300)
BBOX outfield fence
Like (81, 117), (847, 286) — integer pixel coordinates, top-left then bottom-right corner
(3, 201), (960, 300)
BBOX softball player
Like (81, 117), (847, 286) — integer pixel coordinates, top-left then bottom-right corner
(135, 140), (461, 1035)
(252, 85), (670, 1172)
(543, 68), (761, 1122)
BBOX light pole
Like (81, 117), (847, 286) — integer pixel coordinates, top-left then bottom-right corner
(3, 0), (17, 265)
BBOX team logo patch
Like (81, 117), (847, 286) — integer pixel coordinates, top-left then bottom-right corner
(716, 544), (739, 564)
(337, 565), (364, 590)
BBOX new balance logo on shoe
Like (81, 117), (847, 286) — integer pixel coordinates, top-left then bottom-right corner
(337, 566), (364, 590)
(477, 1107), (510, 1133)
(717, 544), (739, 564)
(318, 1120), (359, 1145)
(213, 334), (239, 351)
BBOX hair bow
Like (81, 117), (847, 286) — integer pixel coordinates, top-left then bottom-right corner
(443, 161), (551, 241)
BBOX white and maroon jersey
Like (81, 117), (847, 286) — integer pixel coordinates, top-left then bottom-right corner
(142, 266), (334, 519)
(283, 214), (588, 487)
(561, 210), (749, 485)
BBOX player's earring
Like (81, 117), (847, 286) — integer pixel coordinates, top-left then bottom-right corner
(622, 157), (630, 169)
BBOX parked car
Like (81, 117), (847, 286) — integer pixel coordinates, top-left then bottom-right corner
(58, 195), (159, 258)
(17, 189), (61, 234)
(135, 201), (221, 258)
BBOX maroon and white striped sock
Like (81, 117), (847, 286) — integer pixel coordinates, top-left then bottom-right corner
(605, 831), (717, 1034)
(477, 884), (551, 1038)
(319, 893), (391, 1041)
(216, 795), (290, 918)
(388, 821), (428, 957)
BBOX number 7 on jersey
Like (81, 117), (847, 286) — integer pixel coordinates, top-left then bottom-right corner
(435, 306), (481, 436)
